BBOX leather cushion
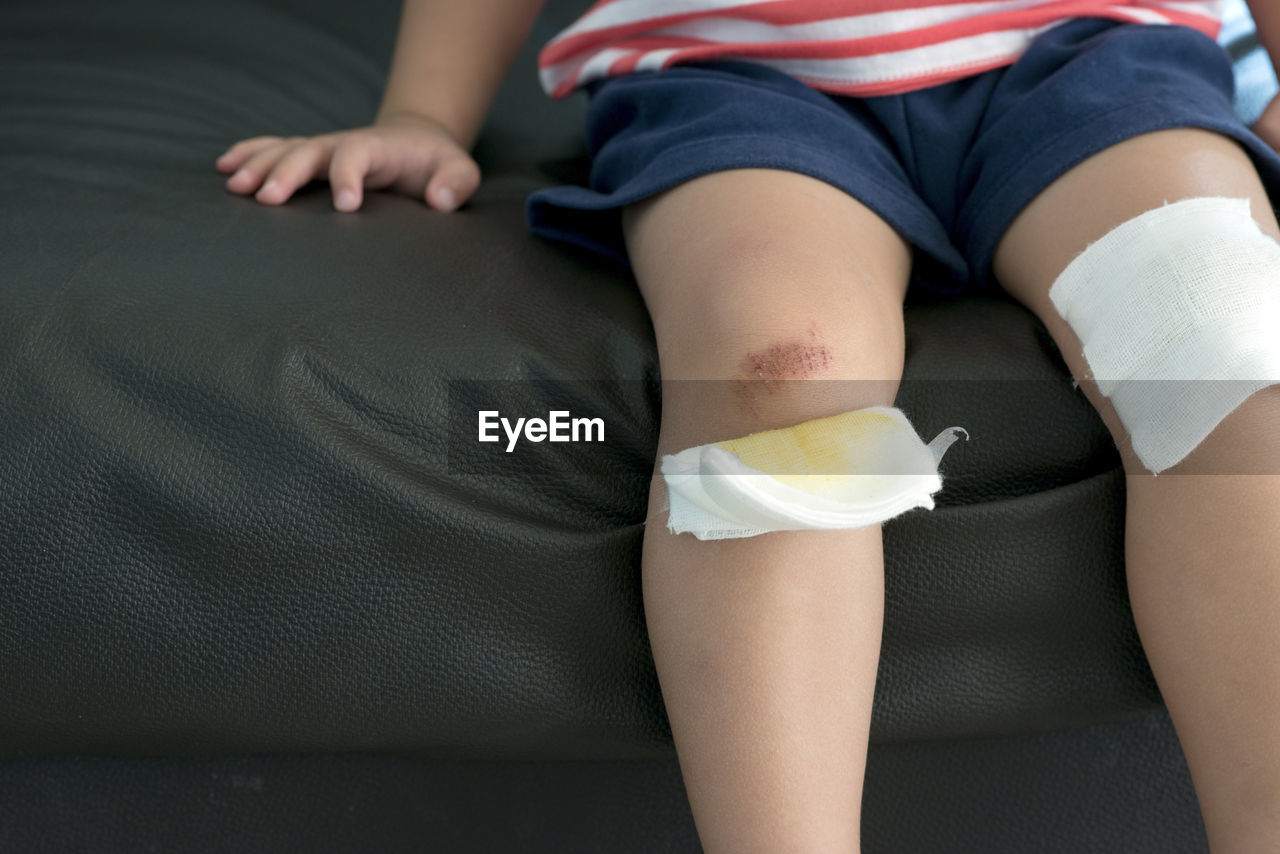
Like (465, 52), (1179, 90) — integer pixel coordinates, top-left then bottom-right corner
(0, 0), (1159, 759)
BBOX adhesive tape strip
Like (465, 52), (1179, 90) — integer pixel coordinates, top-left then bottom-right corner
(1048, 196), (1280, 473)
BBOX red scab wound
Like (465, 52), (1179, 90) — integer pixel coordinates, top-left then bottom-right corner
(741, 340), (833, 379)
(733, 332), (834, 420)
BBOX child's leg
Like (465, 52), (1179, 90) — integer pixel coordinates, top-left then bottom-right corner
(622, 167), (912, 853)
(993, 127), (1280, 853)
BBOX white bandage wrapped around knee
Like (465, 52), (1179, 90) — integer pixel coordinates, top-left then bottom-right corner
(661, 406), (968, 540)
(1048, 196), (1280, 474)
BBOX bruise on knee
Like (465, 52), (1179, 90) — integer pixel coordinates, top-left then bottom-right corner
(743, 338), (833, 379)
(733, 325), (834, 421)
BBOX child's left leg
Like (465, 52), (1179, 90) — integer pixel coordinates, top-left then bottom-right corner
(992, 126), (1280, 853)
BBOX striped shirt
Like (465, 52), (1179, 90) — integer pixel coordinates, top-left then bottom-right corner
(538, 0), (1224, 99)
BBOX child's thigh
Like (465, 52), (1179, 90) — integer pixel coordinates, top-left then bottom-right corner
(992, 126), (1280, 473)
(621, 167), (912, 383)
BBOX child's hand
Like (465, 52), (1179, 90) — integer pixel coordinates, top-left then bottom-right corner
(1252, 94), (1280, 156)
(215, 111), (480, 212)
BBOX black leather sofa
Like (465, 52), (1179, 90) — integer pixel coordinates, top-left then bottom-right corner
(5, 0), (1263, 850)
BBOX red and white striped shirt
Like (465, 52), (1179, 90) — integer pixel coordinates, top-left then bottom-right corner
(538, 0), (1223, 99)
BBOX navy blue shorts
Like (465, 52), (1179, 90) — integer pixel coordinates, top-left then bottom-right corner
(526, 16), (1280, 297)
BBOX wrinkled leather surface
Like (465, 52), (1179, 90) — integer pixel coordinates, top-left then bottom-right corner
(1, 0), (1165, 759)
(0, 707), (1208, 853)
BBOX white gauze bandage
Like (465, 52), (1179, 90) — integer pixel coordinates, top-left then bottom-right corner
(660, 406), (968, 540)
(1048, 196), (1280, 474)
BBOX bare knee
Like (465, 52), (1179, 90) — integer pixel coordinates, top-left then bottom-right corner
(658, 320), (903, 455)
(729, 323), (899, 426)
(620, 171), (911, 447)
(620, 170), (911, 366)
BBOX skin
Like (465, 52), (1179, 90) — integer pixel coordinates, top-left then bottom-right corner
(734, 327), (836, 418)
(215, 0), (546, 213)
(214, 1), (1280, 850)
(1249, 0), (1280, 153)
(623, 168), (911, 853)
(993, 126), (1280, 853)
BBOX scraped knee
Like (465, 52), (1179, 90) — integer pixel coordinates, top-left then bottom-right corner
(729, 323), (900, 424)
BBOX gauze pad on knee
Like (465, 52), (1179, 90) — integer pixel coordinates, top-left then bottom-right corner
(1048, 196), (1280, 474)
(661, 406), (967, 540)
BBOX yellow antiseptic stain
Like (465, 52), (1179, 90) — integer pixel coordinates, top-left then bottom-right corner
(713, 409), (899, 496)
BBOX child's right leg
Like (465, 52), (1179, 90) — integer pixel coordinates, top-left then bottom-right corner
(622, 167), (913, 853)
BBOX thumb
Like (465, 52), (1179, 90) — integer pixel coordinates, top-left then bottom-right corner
(425, 155), (481, 212)
(1250, 93), (1280, 153)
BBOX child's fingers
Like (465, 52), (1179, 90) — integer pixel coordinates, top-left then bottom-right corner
(327, 140), (377, 212)
(424, 153), (482, 212)
(220, 129), (484, 213)
(253, 138), (336, 206)
(1252, 94), (1280, 155)
(223, 139), (296, 194)
(215, 136), (288, 173)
